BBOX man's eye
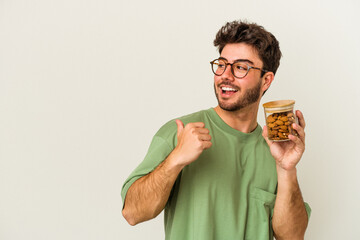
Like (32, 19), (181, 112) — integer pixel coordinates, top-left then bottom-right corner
(235, 65), (246, 70)
(234, 64), (248, 72)
(218, 64), (225, 68)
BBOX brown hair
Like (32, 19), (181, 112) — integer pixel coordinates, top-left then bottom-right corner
(214, 20), (282, 76)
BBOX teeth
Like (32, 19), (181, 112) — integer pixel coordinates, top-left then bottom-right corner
(221, 87), (237, 91)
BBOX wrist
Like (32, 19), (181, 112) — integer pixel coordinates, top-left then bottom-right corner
(276, 165), (297, 181)
(166, 148), (187, 172)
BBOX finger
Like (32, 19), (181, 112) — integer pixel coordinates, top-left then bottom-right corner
(292, 122), (305, 144)
(288, 131), (305, 150)
(195, 128), (210, 134)
(262, 125), (273, 146)
(175, 119), (184, 137)
(202, 140), (212, 149)
(198, 134), (211, 141)
(296, 110), (306, 129)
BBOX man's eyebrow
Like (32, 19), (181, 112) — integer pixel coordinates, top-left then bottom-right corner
(218, 57), (254, 65)
(234, 59), (254, 65)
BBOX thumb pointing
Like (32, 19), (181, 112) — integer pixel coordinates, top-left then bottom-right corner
(175, 119), (184, 137)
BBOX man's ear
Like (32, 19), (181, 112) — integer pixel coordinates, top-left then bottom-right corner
(262, 72), (274, 93)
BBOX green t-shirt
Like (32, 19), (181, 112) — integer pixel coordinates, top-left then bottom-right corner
(121, 108), (311, 240)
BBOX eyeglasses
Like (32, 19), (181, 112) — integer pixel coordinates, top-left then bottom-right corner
(210, 58), (269, 79)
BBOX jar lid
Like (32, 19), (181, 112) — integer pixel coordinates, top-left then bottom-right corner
(263, 100), (295, 108)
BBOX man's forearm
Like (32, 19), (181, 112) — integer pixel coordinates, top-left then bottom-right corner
(272, 167), (308, 239)
(122, 150), (183, 226)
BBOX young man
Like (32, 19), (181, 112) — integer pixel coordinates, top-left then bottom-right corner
(121, 20), (311, 240)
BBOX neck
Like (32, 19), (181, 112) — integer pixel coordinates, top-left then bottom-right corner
(214, 103), (259, 133)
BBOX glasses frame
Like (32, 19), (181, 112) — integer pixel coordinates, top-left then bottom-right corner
(210, 58), (269, 79)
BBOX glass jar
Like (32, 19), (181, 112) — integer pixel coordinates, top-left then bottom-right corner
(263, 100), (297, 141)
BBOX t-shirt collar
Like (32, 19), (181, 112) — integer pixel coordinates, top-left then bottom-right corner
(207, 108), (262, 141)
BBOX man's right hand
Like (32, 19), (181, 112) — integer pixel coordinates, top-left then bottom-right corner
(172, 119), (212, 167)
(122, 119), (212, 225)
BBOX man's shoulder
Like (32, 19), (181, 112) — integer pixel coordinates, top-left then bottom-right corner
(177, 108), (212, 124)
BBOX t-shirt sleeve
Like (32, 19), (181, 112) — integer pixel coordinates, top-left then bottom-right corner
(270, 201), (312, 221)
(121, 135), (174, 209)
(304, 201), (311, 219)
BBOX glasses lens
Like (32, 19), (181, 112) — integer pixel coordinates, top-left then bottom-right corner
(212, 59), (226, 76)
(233, 62), (249, 78)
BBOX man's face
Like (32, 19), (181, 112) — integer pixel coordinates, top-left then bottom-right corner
(214, 43), (264, 112)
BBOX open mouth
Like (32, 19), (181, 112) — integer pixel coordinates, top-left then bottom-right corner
(221, 86), (238, 96)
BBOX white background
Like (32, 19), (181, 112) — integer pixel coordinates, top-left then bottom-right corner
(1, 0), (360, 239)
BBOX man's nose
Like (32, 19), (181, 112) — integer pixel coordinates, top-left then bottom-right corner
(221, 65), (235, 81)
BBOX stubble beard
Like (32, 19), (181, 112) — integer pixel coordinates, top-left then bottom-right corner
(214, 80), (262, 112)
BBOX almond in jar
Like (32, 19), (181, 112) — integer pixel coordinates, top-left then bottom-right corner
(263, 100), (297, 141)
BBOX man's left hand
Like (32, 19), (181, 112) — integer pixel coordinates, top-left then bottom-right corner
(262, 110), (306, 171)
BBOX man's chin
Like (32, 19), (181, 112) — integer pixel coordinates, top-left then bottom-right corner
(218, 102), (241, 112)
(218, 98), (260, 112)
